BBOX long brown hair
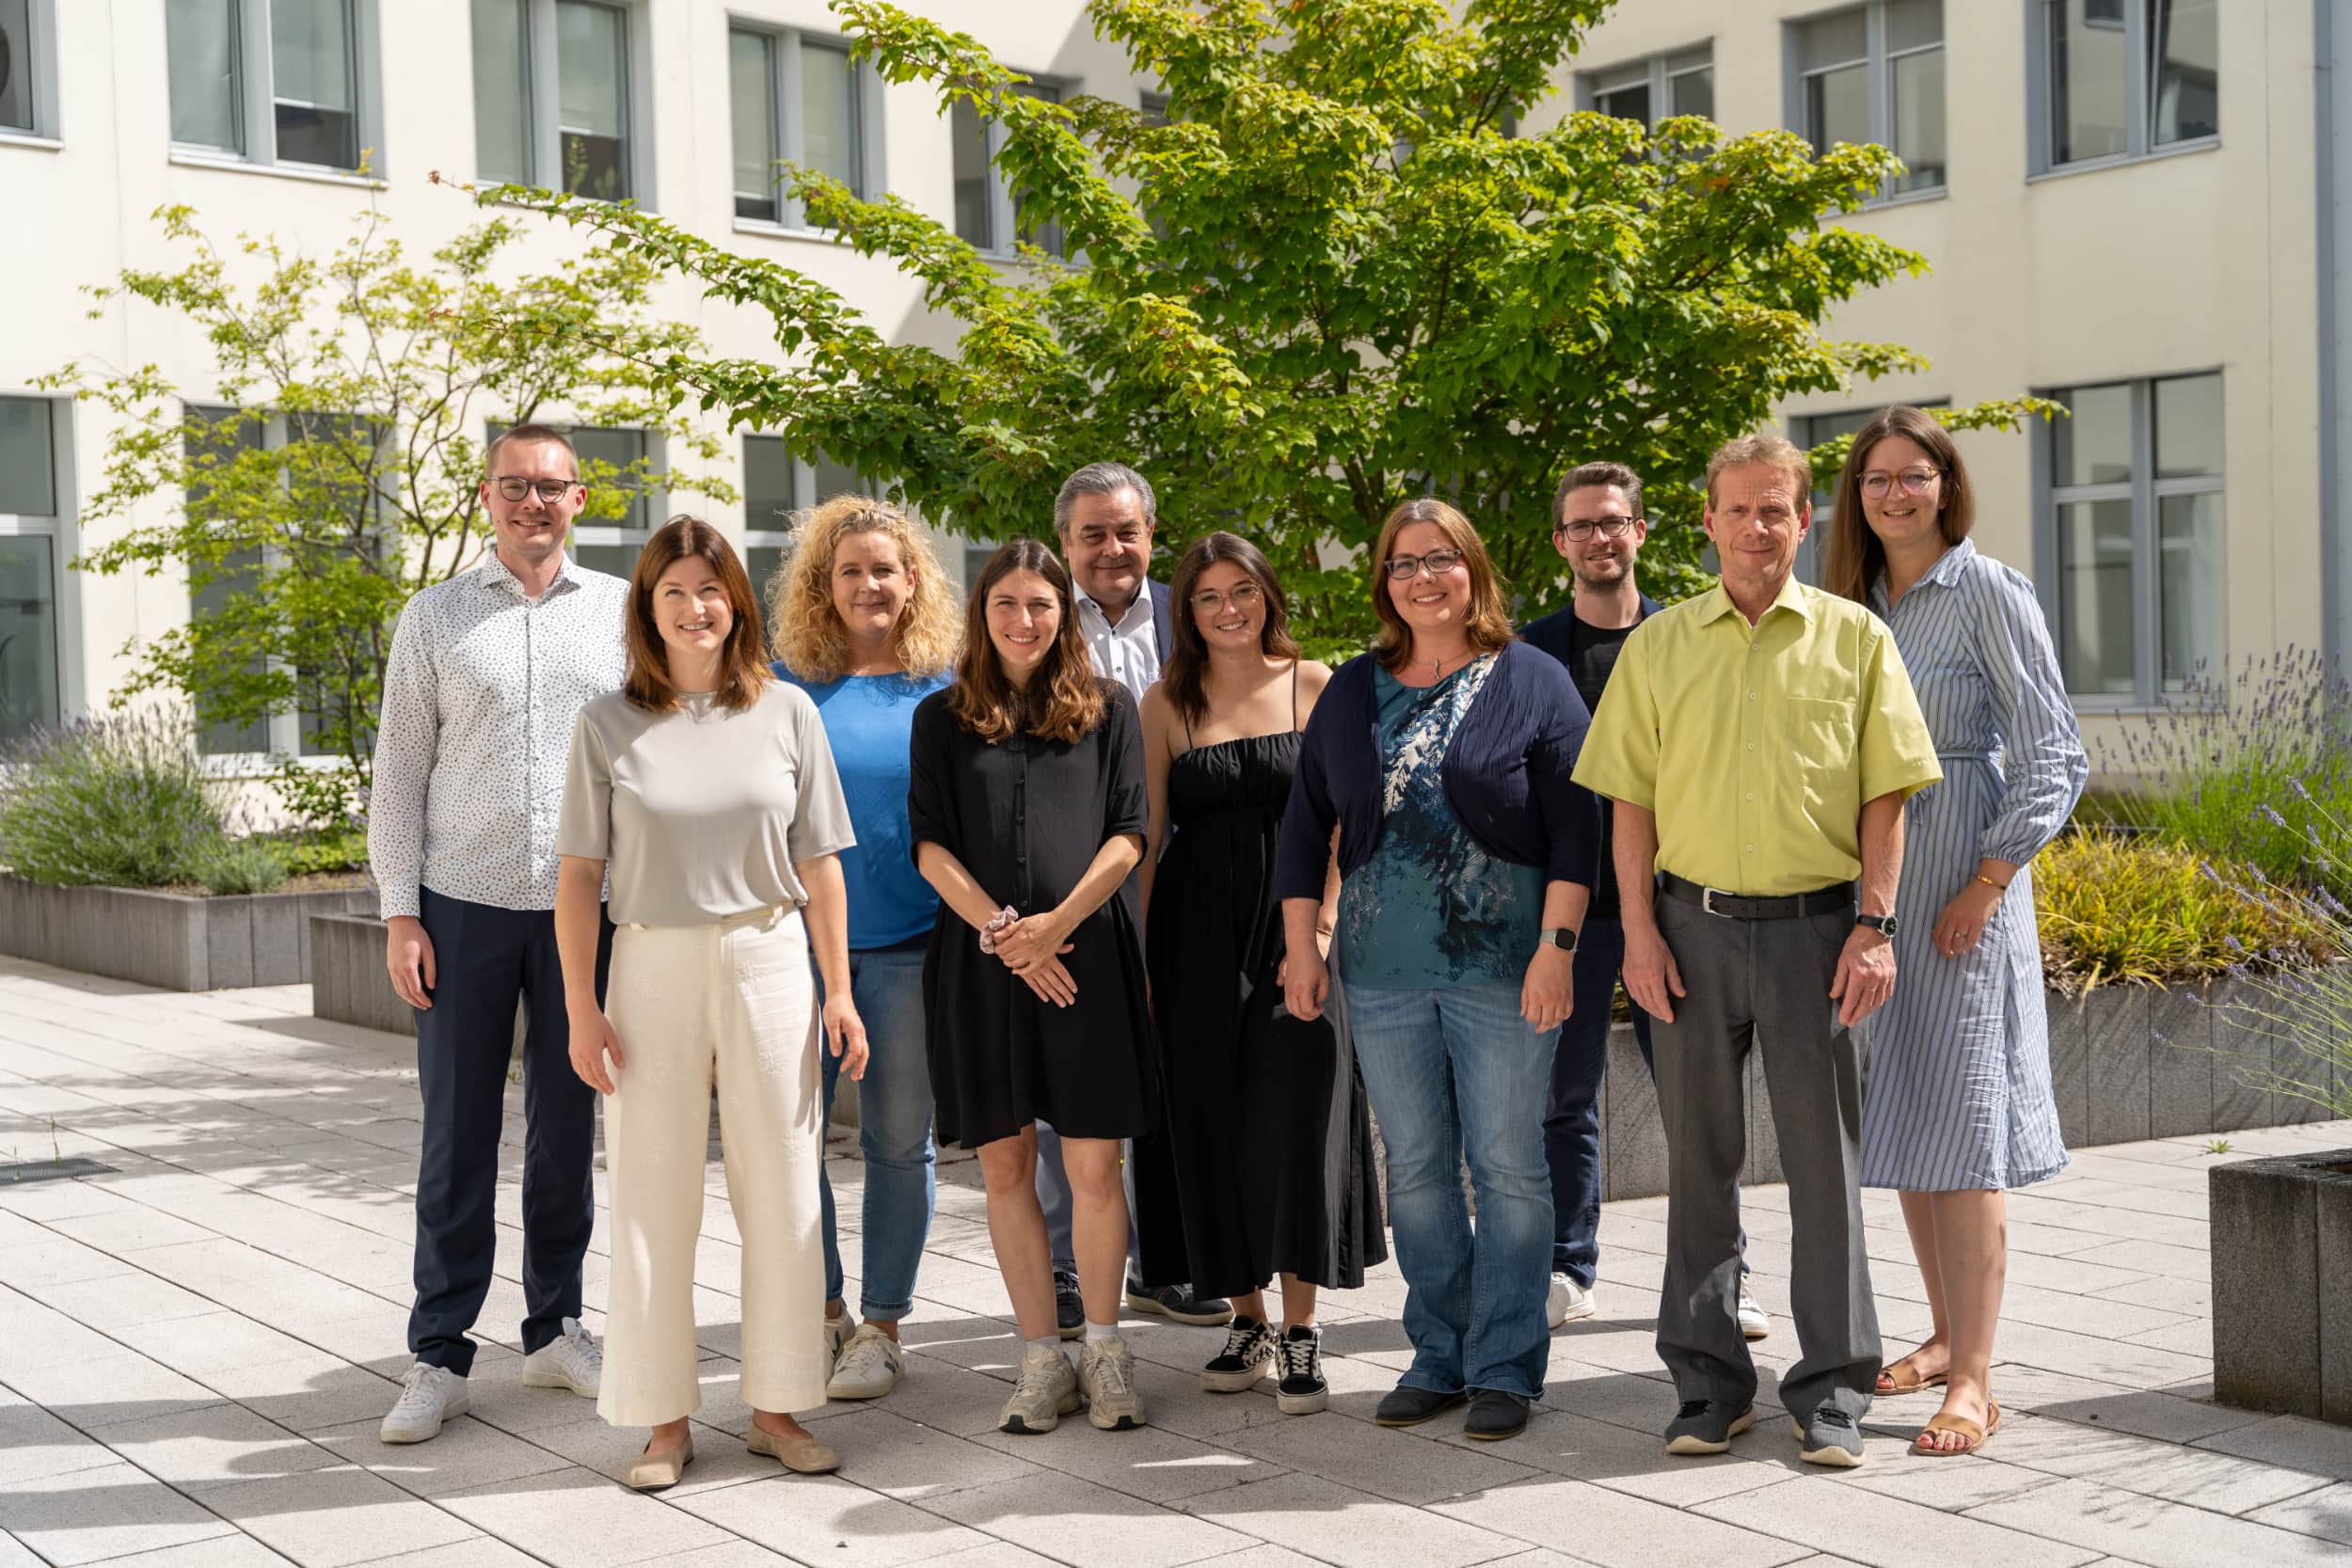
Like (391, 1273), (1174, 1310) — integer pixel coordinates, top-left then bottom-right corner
(949, 539), (1106, 745)
(623, 515), (773, 713)
(768, 494), (961, 681)
(1369, 498), (1516, 673)
(1162, 531), (1300, 726)
(1821, 405), (1977, 606)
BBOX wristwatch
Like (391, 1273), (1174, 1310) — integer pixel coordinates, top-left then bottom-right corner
(1855, 912), (1899, 939)
(1538, 927), (1580, 954)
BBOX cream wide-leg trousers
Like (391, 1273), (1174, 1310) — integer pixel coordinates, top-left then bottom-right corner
(597, 904), (829, 1426)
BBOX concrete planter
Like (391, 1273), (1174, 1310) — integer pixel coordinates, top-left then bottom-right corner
(2211, 1148), (2352, 1424)
(0, 873), (372, 991)
(309, 912), (415, 1036)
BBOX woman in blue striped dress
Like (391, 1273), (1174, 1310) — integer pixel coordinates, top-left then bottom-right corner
(1823, 406), (2088, 1458)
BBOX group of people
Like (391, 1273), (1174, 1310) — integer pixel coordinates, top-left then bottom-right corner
(365, 408), (2086, 1486)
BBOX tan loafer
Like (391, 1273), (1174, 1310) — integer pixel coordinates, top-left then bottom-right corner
(627, 1433), (692, 1491)
(748, 1423), (839, 1474)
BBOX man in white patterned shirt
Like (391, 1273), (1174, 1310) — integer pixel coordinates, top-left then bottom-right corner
(369, 425), (629, 1443)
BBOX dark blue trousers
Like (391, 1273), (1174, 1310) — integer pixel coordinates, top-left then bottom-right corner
(408, 887), (612, 1374)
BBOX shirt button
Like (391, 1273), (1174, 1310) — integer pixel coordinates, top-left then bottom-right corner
(1745, 845), (1756, 853)
(1745, 792), (1756, 801)
(1747, 691), (1756, 701)
(1747, 742), (1756, 752)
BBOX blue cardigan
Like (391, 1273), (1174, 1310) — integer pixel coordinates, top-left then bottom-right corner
(1273, 639), (1600, 904)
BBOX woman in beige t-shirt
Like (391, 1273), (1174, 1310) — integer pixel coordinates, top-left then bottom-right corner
(555, 517), (866, 1490)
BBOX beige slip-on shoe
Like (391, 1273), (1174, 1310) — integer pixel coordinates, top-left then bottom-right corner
(748, 1424), (840, 1474)
(627, 1433), (693, 1491)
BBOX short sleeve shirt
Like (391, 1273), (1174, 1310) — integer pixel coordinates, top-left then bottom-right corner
(1572, 576), (1942, 895)
(557, 680), (856, 925)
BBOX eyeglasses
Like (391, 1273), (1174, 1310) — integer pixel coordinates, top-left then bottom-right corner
(491, 476), (581, 502)
(1860, 467), (1942, 500)
(1381, 547), (1466, 581)
(1557, 515), (1640, 543)
(1189, 582), (1263, 614)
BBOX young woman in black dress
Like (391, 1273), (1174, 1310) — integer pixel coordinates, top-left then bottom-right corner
(907, 539), (1156, 1436)
(1136, 532), (1386, 1416)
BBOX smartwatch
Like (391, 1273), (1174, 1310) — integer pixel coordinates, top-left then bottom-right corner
(1855, 912), (1899, 939)
(1539, 927), (1580, 954)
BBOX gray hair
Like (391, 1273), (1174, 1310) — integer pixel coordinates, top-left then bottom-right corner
(1053, 461), (1156, 536)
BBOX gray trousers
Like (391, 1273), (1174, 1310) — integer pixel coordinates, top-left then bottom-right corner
(1650, 893), (1880, 1426)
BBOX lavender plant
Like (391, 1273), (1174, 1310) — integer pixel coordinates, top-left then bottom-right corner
(0, 709), (227, 888)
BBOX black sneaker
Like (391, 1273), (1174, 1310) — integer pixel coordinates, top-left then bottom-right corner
(1054, 1269), (1084, 1341)
(1275, 1324), (1327, 1415)
(1373, 1384), (1467, 1427)
(1201, 1316), (1277, 1393)
(1123, 1277), (1235, 1326)
(1463, 1389), (1530, 1441)
(1664, 1399), (1756, 1455)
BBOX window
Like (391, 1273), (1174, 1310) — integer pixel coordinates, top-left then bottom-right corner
(740, 434), (875, 593)
(470, 0), (636, 201)
(1581, 45), (1714, 130)
(165, 0), (373, 172)
(2042, 373), (2223, 701)
(0, 0), (55, 137)
(730, 25), (872, 227)
(2038, 0), (2217, 171)
(951, 77), (1069, 258)
(0, 397), (63, 744)
(1790, 2), (1944, 198)
(541, 425), (654, 579)
(1791, 401), (1949, 584)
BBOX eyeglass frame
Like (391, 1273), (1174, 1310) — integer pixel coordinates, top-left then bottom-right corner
(488, 475), (586, 503)
(1380, 547), (1468, 581)
(1858, 467), (1945, 500)
(1554, 515), (1643, 543)
(1188, 581), (1266, 614)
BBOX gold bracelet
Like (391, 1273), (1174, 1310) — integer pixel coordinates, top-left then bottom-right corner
(1975, 874), (2010, 892)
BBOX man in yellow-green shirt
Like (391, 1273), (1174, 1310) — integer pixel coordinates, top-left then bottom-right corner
(1574, 433), (1939, 1470)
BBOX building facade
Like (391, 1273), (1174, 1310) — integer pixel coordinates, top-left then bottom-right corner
(0, 0), (2332, 765)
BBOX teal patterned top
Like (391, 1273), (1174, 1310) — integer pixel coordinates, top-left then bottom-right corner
(1336, 659), (1546, 989)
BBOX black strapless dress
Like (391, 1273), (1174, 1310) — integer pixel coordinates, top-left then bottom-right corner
(1137, 730), (1387, 1296)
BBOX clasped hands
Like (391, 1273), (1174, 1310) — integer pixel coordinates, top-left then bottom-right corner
(991, 907), (1078, 1008)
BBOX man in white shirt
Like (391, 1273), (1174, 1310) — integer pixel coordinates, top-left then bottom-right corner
(369, 425), (629, 1443)
(1041, 463), (1232, 1336)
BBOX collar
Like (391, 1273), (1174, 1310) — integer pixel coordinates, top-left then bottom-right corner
(1871, 538), (1976, 610)
(1694, 572), (1812, 627)
(1076, 583), (1153, 634)
(480, 544), (578, 599)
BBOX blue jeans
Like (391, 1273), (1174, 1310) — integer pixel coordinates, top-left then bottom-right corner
(1543, 916), (1651, 1288)
(1344, 977), (1559, 1400)
(818, 943), (936, 1322)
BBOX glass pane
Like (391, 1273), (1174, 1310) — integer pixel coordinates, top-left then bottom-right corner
(572, 540), (644, 581)
(731, 30), (776, 221)
(951, 99), (991, 245)
(802, 40), (861, 198)
(1887, 0), (1943, 52)
(1138, 91), (1169, 129)
(471, 0), (532, 184)
(1890, 47), (1946, 192)
(0, 398), (56, 515)
(2057, 497), (2137, 696)
(0, 0), (32, 130)
(812, 451), (866, 502)
(192, 546), (273, 755)
(1798, 9), (1867, 72)
(167, 0), (243, 151)
(1011, 82), (1062, 258)
(272, 0), (351, 109)
(2054, 383), (2133, 485)
(2050, 0), (2129, 164)
(743, 435), (798, 529)
(2152, 0), (2218, 145)
(2154, 372), (2223, 479)
(569, 426), (647, 529)
(1597, 82), (1650, 127)
(0, 536), (57, 744)
(1804, 61), (1868, 156)
(1670, 66), (1712, 120)
(746, 546), (787, 607)
(2158, 491), (2224, 690)
(556, 0), (628, 199)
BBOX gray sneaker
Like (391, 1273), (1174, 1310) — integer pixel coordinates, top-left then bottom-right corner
(1663, 1398), (1756, 1456)
(380, 1363), (469, 1444)
(520, 1317), (601, 1397)
(1792, 1406), (1867, 1467)
(998, 1342), (1081, 1434)
(1078, 1334), (1147, 1431)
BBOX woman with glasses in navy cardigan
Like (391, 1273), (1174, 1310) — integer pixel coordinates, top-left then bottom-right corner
(1277, 498), (1599, 1444)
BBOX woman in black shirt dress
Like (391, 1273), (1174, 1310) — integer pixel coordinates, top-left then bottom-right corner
(908, 539), (1156, 1437)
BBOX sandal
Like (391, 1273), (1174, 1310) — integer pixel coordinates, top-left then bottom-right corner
(1914, 1398), (2000, 1457)
(1876, 1355), (1948, 1396)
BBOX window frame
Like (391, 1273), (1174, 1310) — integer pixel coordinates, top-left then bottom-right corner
(0, 0), (60, 142)
(956, 71), (1074, 260)
(471, 0), (655, 207)
(1573, 42), (1715, 131)
(167, 0), (386, 179)
(726, 19), (885, 234)
(0, 394), (76, 745)
(2032, 371), (2226, 706)
(2027, 0), (2220, 178)
(1781, 1), (1948, 205)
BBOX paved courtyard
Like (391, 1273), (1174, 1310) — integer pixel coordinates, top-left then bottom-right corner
(4, 954), (2352, 1568)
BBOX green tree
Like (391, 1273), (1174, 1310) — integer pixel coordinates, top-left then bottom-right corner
(480, 0), (2043, 656)
(43, 202), (727, 813)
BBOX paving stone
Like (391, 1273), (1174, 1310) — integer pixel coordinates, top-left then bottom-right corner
(1426, 1473), (1811, 1568)
(5, 1352), (227, 1429)
(2245, 1479), (2352, 1546)
(611, 1544), (799, 1568)
(1699, 1474), (2102, 1568)
(99, 1403), (340, 1493)
(0, 1460), (241, 1567)
(82, 1534), (300, 1568)
(204, 1465), (481, 1567)
(1223, 1402), (1540, 1504)
(0, 1239), (140, 1290)
(439, 1467), (736, 1568)
(1966, 1475), (2351, 1567)
(1835, 1454), (2065, 1513)
(676, 1472), (994, 1568)
(1462, 1407), (1794, 1508)
(1174, 1469), (1519, 1568)
(2195, 1412), (2352, 1481)
(314, 1413), (573, 1497)
(0, 1393), (118, 1484)
(965, 1413), (1270, 1504)
(1981, 1410), (2327, 1513)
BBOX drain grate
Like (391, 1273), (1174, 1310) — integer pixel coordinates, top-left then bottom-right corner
(0, 1159), (117, 1185)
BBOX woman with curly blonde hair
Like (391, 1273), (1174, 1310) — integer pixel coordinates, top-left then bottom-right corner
(768, 495), (960, 1402)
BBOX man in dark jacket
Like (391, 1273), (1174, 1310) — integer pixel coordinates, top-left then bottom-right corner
(1520, 462), (1768, 1342)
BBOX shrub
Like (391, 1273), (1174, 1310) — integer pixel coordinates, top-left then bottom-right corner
(2035, 832), (2328, 994)
(192, 834), (292, 896)
(271, 823), (368, 878)
(0, 710), (226, 888)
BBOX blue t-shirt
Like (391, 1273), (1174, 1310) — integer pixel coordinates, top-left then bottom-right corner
(1336, 661), (1545, 989)
(773, 664), (950, 950)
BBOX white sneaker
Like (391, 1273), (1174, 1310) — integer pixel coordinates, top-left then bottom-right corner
(380, 1362), (469, 1444)
(1737, 1290), (1771, 1342)
(521, 1317), (602, 1396)
(1547, 1273), (1598, 1329)
(824, 1311), (853, 1362)
(826, 1323), (905, 1400)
